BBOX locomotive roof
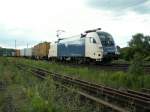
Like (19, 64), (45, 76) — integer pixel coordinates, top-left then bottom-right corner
(57, 34), (82, 43)
(57, 30), (113, 43)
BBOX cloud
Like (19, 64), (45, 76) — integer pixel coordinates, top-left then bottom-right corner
(0, 25), (42, 48)
(87, 0), (150, 14)
(0, 0), (150, 48)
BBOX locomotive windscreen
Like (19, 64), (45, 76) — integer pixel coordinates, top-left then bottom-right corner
(97, 32), (115, 47)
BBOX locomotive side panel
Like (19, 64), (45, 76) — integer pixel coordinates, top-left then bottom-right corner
(57, 38), (85, 58)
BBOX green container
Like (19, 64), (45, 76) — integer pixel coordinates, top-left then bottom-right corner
(0, 48), (16, 56)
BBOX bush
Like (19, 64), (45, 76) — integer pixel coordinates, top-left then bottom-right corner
(128, 53), (144, 76)
(144, 56), (150, 61)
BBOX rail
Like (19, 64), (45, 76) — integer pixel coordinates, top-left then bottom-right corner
(17, 64), (150, 112)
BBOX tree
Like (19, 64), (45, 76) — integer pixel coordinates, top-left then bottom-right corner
(129, 33), (150, 58)
(120, 33), (150, 61)
(120, 47), (134, 61)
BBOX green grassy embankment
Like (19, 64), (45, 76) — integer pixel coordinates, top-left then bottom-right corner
(12, 57), (150, 90)
(0, 57), (92, 112)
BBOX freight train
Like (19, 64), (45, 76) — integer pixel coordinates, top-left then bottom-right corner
(20, 42), (50, 59)
(0, 28), (119, 63)
(49, 28), (119, 63)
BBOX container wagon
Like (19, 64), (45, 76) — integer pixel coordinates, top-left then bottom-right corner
(0, 48), (16, 56)
(24, 48), (32, 57)
(33, 42), (50, 59)
(20, 49), (25, 57)
(15, 49), (20, 57)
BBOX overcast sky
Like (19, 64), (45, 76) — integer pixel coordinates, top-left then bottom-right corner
(0, 0), (150, 48)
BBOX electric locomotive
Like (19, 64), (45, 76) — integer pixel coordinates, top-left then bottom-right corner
(48, 28), (119, 63)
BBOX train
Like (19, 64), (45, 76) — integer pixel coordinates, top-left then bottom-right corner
(0, 28), (119, 63)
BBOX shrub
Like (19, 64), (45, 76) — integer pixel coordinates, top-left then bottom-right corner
(128, 53), (144, 76)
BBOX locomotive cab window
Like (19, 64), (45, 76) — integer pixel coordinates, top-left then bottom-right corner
(97, 32), (115, 46)
(90, 37), (96, 44)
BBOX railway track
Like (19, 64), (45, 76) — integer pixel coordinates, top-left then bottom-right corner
(99, 63), (150, 72)
(141, 88), (150, 94)
(54, 62), (150, 73)
(17, 64), (150, 112)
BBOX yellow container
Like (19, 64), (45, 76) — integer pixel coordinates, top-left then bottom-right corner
(15, 49), (20, 57)
(33, 42), (50, 59)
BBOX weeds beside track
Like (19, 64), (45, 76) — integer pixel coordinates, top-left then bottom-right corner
(17, 64), (150, 112)
(56, 62), (150, 73)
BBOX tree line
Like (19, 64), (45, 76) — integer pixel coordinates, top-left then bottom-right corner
(119, 33), (150, 61)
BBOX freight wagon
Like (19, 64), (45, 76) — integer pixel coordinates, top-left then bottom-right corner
(20, 49), (25, 57)
(20, 48), (32, 57)
(24, 48), (32, 57)
(0, 48), (16, 56)
(32, 42), (50, 59)
(15, 49), (20, 57)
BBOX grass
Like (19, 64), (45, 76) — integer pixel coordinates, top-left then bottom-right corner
(8, 57), (150, 90)
(1, 57), (150, 111)
(0, 57), (93, 112)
